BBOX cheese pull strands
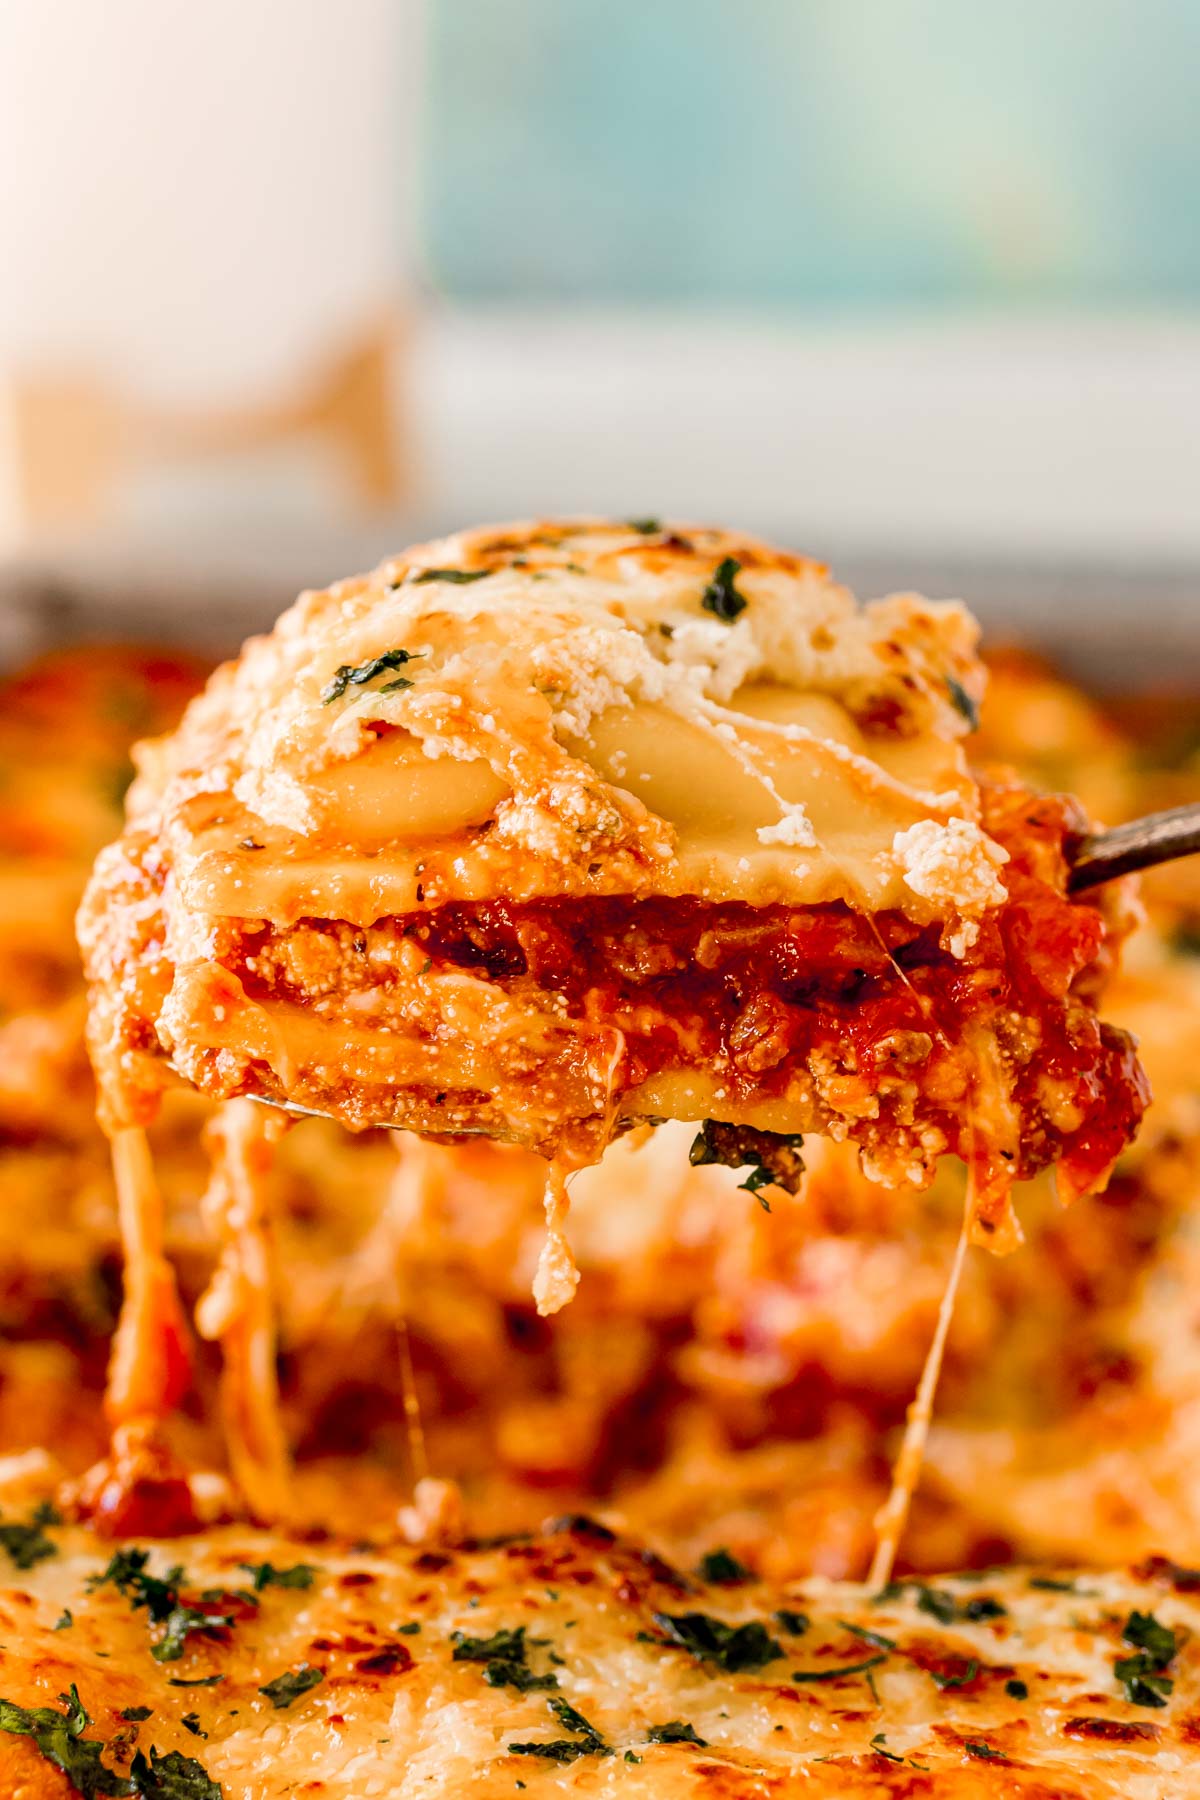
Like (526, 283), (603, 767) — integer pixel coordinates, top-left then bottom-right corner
(194, 1098), (291, 1521)
(869, 1209), (972, 1592)
(105, 1127), (192, 1425)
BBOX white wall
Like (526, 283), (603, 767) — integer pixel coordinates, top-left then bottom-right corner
(0, 0), (416, 404)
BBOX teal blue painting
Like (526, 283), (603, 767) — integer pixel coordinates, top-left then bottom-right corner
(421, 0), (1200, 306)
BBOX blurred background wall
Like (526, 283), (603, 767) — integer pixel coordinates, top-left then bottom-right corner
(425, 0), (1200, 308)
(0, 0), (1195, 672)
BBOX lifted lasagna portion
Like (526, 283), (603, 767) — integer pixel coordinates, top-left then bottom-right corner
(78, 520), (1145, 1236)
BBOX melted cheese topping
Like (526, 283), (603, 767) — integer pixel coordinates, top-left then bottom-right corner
(123, 519), (988, 923)
(1, 1514), (1198, 1797)
(194, 1099), (290, 1522)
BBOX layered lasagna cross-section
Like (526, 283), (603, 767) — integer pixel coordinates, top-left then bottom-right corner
(78, 521), (1146, 1252)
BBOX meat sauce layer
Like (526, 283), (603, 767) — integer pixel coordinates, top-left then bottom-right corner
(230, 791), (1146, 1201)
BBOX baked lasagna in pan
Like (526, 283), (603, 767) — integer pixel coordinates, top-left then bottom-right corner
(0, 538), (1191, 1794)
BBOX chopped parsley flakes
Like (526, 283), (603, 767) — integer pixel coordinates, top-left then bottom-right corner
(945, 675), (980, 731)
(651, 1610), (782, 1673)
(508, 1696), (611, 1763)
(238, 1561), (317, 1592)
(411, 567), (491, 585)
(452, 1624), (558, 1694)
(697, 1548), (752, 1585)
(1115, 1608), (1178, 1707)
(930, 1659), (979, 1691)
(700, 557), (749, 623)
(965, 1740), (1005, 1761)
(875, 1578), (997, 1626)
(838, 1620), (897, 1652)
(0, 1499), (60, 1570)
(646, 1720), (708, 1747)
(791, 1653), (887, 1684)
(0, 1685), (221, 1797)
(258, 1664), (325, 1709)
(320, 648), (423, 704)
(687, 1121), (805, 1203)
(87, 1549), (232, 1664)
(773, 1610), (810, 1637)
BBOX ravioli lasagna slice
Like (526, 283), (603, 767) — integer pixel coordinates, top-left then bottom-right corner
(0, 1510), (1197, 1797)
(78, 520), (1146, 1239)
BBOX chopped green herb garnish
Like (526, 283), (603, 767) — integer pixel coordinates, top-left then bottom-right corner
(773, 1610), (809, 1636)
(838, 1620), (897, 1651)
(258, 1664), (324, 1709)
(646, 1720), (708, 1746)
(237, 1561), (317, 1592)
(486, 1662), (558, 1694)
(651, 1611), (782, 1672)
(687, 1120), (805, 1198)
(1115, 1655), (1174, 1707)
(1028, 1575), (1078, 1592)
(0, 1500), (60, 1570)
(738, 1165), (775, 1208)
(700, 557), (749, 623)
(54, 1608), (73, 1631)
(88, 1549), (231, 1663)
(930, 1660), (979, 1691)
(411, 568), (491, 585)
(130, 1745), (222, 1797)
(88, 1549), (176, 1618)
(697, 1548), (752, 1585)
(1005, 1678), (1028, 1699)
(452, 1626), (528, 1662)
(870, 1733), (904, 1764)
(506, 1741), (593, 1764)
(180, 1714), (206, 1739)
(914, 1586), (958, 1625)
(120, 1707), (153, 1722)
(791, 1653), (887, 1683)
(626, 518), (662, 535)
(452, 1624), (557, 1693)
(320, 648), (423, 704)
(624, 1750), (642, 1764)
(875, 1579), (961, 1624)
(1123, 1610), (1177, 1665)
(153, 1604), (232, 1665)
(1109, 1609), (1178, 1707)
(962, 1596), (1007, 1621)
(548, 1698), (606, 1745)
(965, 1740), (1005, 1761)
(945, 675), (980, 731)
(507, 1695), (611, 1762)
(396, 1621), (421, 1635)
(167, 1677), (224, 1689)
(0, 1685), (131, 1797)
